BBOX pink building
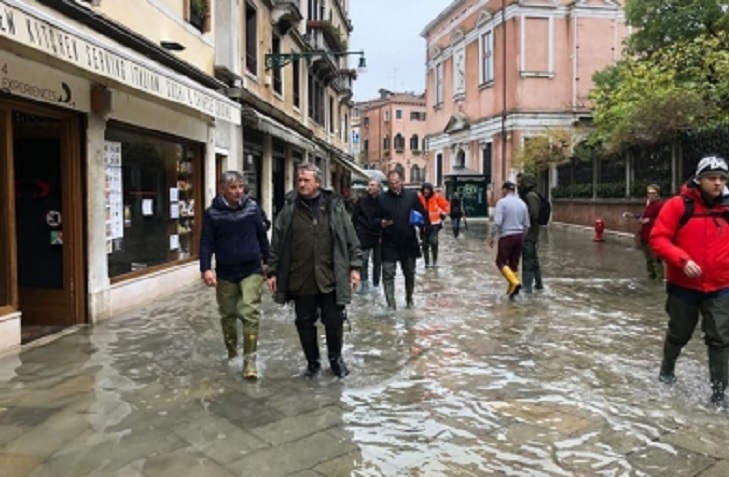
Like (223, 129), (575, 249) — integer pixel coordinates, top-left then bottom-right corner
(357, 90), (429, 186)
(421, 0), (628, 209)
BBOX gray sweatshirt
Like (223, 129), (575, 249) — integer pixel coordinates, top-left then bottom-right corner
(490, 193), (529, 239)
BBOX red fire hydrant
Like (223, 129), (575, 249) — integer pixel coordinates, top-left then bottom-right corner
(594, 218), (606, 242)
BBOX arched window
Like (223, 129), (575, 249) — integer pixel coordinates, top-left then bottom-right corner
(455, 149), (466, 169)
(410, 164), (422, 184)
(383, 135), (390, 150)
(410, 134), (420, 151)
(394, 133), (405, 151)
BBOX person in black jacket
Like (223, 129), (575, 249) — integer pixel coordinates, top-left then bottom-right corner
(377, 170), (429, 309)
(351, 179), (382, 293)
(200, 171), (270, 380)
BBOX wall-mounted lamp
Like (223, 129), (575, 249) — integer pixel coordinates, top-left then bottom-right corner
(265, 49), (368, 73)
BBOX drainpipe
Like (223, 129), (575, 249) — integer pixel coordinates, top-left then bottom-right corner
(572, 8), (578, 110)
(501, 0), (507, 183)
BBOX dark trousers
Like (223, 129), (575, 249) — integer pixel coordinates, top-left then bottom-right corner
(663, 292), (729, 392)
(451, 217), (461, 237)
(665, 293), (729, 349)
(361, 243), (382, 286)
(496, 233), (524, 271)
(521, 239), (543, 292)
(293, 292), (346, 365)
(382, 256), (417, 305)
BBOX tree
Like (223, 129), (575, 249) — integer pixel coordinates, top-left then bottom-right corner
(590, 33), (729, 152)
(625, 0), (729, 56)
(515, 128), (584, 172)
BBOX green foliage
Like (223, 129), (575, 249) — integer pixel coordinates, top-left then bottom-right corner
(625, 0), (729, 56)
(190, 0), (208, 15)
(590, 33), (729, 152)
(515, 128), (581, 172)
(550, 184), (594, 199)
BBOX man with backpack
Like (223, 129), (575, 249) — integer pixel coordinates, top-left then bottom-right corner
(517, 173), (545, 293)
(650, 155), (729, 410)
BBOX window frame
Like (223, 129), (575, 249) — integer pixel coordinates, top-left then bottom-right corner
(480, 29), (494, 85)
(245, 2), (258, 77)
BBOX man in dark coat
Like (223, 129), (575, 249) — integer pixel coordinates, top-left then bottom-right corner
(200, 171), (270, 379)
(351, 179), (382, 292)
(376, 170), (429, 310)
(267, 163), (362, 378)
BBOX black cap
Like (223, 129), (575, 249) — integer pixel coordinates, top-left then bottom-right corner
(502, 181), (516, 191)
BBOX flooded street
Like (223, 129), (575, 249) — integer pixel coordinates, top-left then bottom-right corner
(1, 225), (728, 477)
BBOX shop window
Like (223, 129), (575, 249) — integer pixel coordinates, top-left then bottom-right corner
(105, 128), (201, 279)
(0, 116), (8, 308)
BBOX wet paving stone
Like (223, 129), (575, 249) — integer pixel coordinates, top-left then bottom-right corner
(1, 225), (729, 475)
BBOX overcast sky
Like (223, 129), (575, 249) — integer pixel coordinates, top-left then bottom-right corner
(349, 0), (452, 101)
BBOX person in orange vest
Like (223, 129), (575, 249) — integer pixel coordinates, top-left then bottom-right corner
(418, 183), (450, 268)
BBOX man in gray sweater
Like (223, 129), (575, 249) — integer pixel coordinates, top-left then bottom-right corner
(489, 181), (530, 299)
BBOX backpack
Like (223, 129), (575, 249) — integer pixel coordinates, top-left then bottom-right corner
(536, 192), (552, 226)
(676, 196), (729, 231)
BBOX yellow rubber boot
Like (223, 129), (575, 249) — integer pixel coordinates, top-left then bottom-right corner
(501, 266), (522, 299)
(243, 333), (258, 380)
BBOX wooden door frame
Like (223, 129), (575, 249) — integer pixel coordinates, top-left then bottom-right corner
(0, 98), (86, 325)
(0, 108), (17, 316)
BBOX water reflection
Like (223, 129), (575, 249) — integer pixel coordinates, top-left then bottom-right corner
(0, 224), (724, 476)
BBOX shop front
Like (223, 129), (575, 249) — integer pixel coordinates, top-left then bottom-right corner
(0, 0), (241, 350)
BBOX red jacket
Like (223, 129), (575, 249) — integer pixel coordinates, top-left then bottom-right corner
(649, 183), (729, 292)
(640, 199), (665, 244)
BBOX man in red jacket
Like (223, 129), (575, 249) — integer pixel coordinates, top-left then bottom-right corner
(650, 156), (729, 410)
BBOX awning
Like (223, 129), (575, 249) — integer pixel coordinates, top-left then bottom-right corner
(241, 106), (315, 152)
(331, 154), (370, 180)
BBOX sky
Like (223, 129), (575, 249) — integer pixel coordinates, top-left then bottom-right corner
(349, 0), (453, 101)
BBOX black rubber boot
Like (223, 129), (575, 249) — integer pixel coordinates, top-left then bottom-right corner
(405, 274), (415, 309)
(423, 247), (430, 268)
(432, 245), (439, 268)
(325, 318), (349, 378)
(384, 280), (396, 310)
(709, 347), (729, 410)
(659, 339), (682, 384)
(296, 318), (321, 377)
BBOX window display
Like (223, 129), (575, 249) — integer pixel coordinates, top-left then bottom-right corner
(105, 127), (201, 279)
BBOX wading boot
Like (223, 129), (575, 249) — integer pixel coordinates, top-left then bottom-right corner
(405, 274), (415, 309)
(326, 320), (350, 378)
(296, 321), (321, 377)
(384, 280), (397, 310)
(222, 323), (238, 359)
(709, 348), (729, 410)
(243, 333), (258, 380)
(423, 248), (431, 269)
(501, 266), (521, 300)
(534, 269), (544, 291)
(432, 246), (439, 269)
(521, 270), (534, 294)
(658, 340), (681, 384)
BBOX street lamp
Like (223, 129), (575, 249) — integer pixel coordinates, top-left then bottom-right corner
(265, 50), (368, 73)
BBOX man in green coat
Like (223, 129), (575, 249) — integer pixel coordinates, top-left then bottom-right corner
(517, 173), (544, 293)
(267, 163), (362, 378)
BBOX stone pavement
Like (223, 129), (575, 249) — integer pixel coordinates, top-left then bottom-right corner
(0, 225), (728, 476)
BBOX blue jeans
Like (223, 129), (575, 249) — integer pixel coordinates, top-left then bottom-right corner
(451, 217), (461, 237)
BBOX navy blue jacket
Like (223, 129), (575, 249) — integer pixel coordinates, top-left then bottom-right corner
(200, 195), (270, 282)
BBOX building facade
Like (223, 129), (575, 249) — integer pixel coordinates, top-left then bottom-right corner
(0, 0), (363, 352)
(356, 90), (429, 186)
(216, 0), (366, 217)
(421, 0), (628, 209)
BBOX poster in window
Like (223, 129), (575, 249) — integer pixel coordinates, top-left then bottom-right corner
(104, 141), (124, 240)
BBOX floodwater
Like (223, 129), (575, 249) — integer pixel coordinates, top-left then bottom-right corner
(0, 225), (727, 477)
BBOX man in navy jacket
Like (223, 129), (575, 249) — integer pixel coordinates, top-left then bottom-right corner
(200, 171), (270, 379)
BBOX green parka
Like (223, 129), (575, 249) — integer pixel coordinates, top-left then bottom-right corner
(268, 189), (362, 305)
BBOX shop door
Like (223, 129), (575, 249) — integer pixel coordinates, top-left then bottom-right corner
(11, 109), (83, 327)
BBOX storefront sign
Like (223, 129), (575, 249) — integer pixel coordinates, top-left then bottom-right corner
(0, 0), (241, 124)
(0, 49), (89, 111)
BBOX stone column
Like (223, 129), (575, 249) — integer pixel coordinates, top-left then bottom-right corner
(86, 112), (111, 323)
(262, 133), (273, 219)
